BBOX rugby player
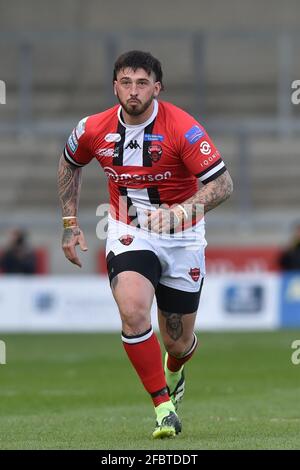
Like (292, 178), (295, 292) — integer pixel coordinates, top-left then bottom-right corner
(57, 50), (233, 438)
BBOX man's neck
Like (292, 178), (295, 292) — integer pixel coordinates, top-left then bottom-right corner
(122, 101), (155, 126)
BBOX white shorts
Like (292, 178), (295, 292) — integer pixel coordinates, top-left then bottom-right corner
(106, 216), (206, 294)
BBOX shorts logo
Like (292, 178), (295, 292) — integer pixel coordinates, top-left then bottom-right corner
(148, 144), (163, 162)
(105, 133), (121, 143)
(119, 235), (134, 246)
(188, 268), (200, 282)
(200, 141), (211, 155)
(185, 125), (205, 144)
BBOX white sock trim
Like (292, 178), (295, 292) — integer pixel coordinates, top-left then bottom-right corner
(182, 333), (198, 358)
(121, 327), (153, 344)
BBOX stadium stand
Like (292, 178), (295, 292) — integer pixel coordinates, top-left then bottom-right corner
(1, 0), (300, 273)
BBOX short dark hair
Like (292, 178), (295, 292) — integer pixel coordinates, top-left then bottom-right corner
(113, 50), (164, 89)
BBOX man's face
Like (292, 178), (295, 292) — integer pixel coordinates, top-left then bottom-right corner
(114, 67), (161, 116)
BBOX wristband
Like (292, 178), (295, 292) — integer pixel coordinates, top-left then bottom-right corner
(63, 217), (78, 229)
(176, 204), (189, 220)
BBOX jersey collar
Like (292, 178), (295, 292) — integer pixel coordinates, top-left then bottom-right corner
(117, 99), (158, 129)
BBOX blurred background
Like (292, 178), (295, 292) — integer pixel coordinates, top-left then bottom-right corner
(0, 0), (300, 331)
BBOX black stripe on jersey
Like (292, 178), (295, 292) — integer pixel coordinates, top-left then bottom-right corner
(195, 158), (223, 179)
(113, 120), (126, 167)
(201, 165), (227, 185)
(142, 120), (156, 167)
(147, 187), (161, 206)
(63, 147), (84, 167)
(119, 187), (140, 227)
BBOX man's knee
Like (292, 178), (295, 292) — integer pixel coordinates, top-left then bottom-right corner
(119, 299), (150, 334)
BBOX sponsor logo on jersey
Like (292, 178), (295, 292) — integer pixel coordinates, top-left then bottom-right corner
(96, 147), (119, 158)
(67, 132), (78, 154)
(199, 151), (220, 168)
(105, 133), (121, 143)
(125, 140), (141, 150)
(144, 133), (164, 142)
(119, 235), (135, 246)
(72, 129), (78, 145)
(185, 125), (205, 144)
(103, 167), (172, 184)
(75, 117), (88, 139)
(148, 144), (163, 163)
(199, 140), (212, 155)
(188, 267), (200, 282)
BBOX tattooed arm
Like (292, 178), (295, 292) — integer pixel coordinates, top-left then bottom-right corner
(183, 169), (233, 215)
(57, 154), (82, 217)
(57, 155), (88, 267)
(147, 170), (233, 233)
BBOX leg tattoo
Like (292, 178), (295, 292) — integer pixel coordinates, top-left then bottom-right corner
(161, 311), (183, 341)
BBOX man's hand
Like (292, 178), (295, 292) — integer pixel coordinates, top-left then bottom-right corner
(145, 206), (187, 234)
(62, 226), (88, 268)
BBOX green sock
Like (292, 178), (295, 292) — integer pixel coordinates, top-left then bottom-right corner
(164, 354), (184, 394)
(155, 401), (175, 424)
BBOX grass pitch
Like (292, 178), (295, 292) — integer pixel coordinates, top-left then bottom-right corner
(0, 331), (299, 450)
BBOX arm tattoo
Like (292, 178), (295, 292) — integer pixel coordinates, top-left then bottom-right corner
(161, 311), (183, 341)
(184, 170), (233, 215)
(57, 155), (82, 217)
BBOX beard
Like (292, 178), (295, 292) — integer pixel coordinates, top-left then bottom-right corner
(116, 93), (155, 116)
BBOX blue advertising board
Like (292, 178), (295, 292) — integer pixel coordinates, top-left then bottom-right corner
(280, 273), (300, 327)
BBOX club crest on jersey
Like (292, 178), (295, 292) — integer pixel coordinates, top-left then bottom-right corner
(105, 133), (121, 143)
(119, 235), (135, 246)
(148, 144), (163, 162)
(188, 268), (200, 282)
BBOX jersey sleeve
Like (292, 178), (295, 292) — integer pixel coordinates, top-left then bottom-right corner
(63, 116), (94, 167)
(177, 116), (226, 184)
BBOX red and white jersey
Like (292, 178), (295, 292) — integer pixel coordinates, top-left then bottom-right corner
(63, 100), (226, 239)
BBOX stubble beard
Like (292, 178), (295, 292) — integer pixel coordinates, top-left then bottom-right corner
(117, 93), (155, 116)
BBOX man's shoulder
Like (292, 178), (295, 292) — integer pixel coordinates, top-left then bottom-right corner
(158, 101), (200, 129)
(72, 105), (118, 139)
(84, 104), (119, 132)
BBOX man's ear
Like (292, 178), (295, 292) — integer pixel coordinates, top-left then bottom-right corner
(153, 82), (162, 98)
(113, 81), (117, 96)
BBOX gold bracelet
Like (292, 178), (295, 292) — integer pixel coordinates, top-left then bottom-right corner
(63, 217), (78, 229)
